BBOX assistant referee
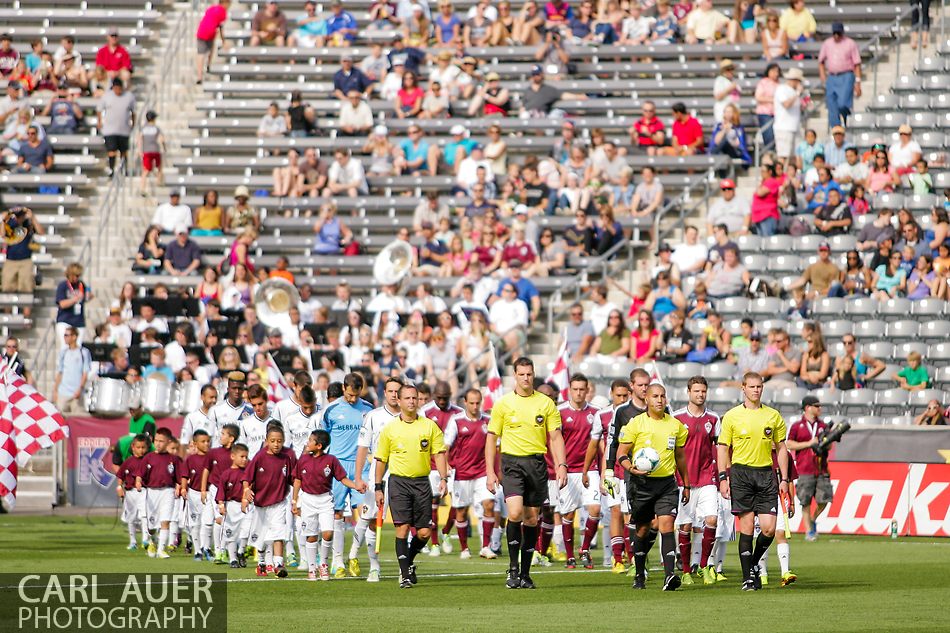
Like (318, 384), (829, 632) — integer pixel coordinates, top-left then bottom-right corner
(375, 384), (448, 589)
(486, 357), (567, 590)
(716, 371), (790, 592)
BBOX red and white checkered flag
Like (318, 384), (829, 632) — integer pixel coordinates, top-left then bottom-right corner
(549, 337), (571, 402)
(482, 343), (503, 412)
(6, 371), (69, 467)
(0, 379), (17, 509)
(265, 352), (293, 404)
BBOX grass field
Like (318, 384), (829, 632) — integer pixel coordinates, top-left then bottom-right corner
(2, 514), (949, 633)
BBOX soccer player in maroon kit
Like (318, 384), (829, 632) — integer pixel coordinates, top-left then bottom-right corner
(216, 443), (249, 568)
(243, 425), (298, 578)
(116, 434), (150, 550)
(672, 376), (722, 585)
(205, 423), (239, 563)
(421, 381), (463, 554)
(583, 379), (630, 572)
(138, 427), (181, 559)
(182, 429), (213, 561)
(554, 375), (603, 570)
(443, 388), (492, 559)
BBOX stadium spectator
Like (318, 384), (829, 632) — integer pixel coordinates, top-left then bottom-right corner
(834, 146), (869, 192)
(780, 0), (817, 42)
(55, 263), (92, 349)
(467, 72), (511, 118)
(433, 1), (463, 45)
(773, 67), (804, 165)
(620, 1), (655, 45)
(867, 149), (900, 195)
(387, 33), (425, 73)
(0, 82), (25, 140)
(798, 326), (830, 390)
(272, 148), (302, 198)
(312, 201), (354, 255)
(395, 124), (440, 176)
(14, 126), (53, 173)
(488, 282), (528, 357)
(713, 60), (742, 123)
(294, 148), (329, 196)
(163, 225), (203, 276)
(914, 400), (946, 426)
(644, 270), (687, 320)
(894, 351), (930, 391)
(224, 186), (259, 234)
(558, 303), (595, 363)
(871, 250), (907, 300)
(840, 250), (872, 297)
(814, 188), (852, 236)
(627, 166), (664, 219)
(325, 148), (369, 197)
(133, 225), (165, 274)
(250, 1), (288, 46)
(0, 34), (18, 78)
(888, 124), (923, 175)
(651, 242), (682, 285)
(723, 330), (768, 385)
(152, 191), (191, 235)
(456, 149), (493, 195)
(907, 255), (938, 300)
(589, 309), (631, 359)
(671, 225), (709, 277)
(824, 126), (849, 168)
(706, 224), (739, 271)
(629, 307), (662, 362)
(761, 12), (789, 60)
(818, 22), (861, 128)
(708, 104), (751, 165)
(94, 29), (133, 83)
(692, 309), (731, 362)
(513, 0), (545, 44)
(650, 0), (679, 44)
(910, 0), (932, 50)
(333, 55), (374, 101)
(326, 0), (359, 45)
(704, 245), (750, 299)
(3, 108), (44, 157)
(195, 0), (229, 84)
(521, 65), (586, 117)
(2, 338), (31, 384)
(750, 163), (782, 236)
(659, 102), (704, 156)
(629, 101), (666, 155)
(54, 326), (91, 413)
(419, 80), (451, 119)
(685, 0), (730, 43)
(190, 190), (224, 236)
(463, 1), (494, 47)
(707, 179), (750, 235)
(1, 207), (41, 318)
(762, 328), (801, 387)
(789, 242), (843, 298)
(856, 207), (896, 251)
(98, 79), (135, 176)
(797, 130), (824, 175)
(41, 85), (83, 135)
(896, 222), (930, 260)
(656, 309), (693, 364)
(754, 63), (781, 149)
(394, 70), (424, 118)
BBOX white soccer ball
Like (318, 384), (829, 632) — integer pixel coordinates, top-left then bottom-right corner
(633, 447), (660, 473)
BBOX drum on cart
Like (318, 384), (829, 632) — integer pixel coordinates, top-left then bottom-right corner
(87, 378), (132, 418)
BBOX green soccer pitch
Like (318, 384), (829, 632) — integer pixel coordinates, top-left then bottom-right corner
(3, 515), (949, 633)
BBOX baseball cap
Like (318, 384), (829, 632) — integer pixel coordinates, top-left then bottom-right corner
(818, 241), (831, 251)
(514, 204), (529, 215)
(485, 71), (500, 81)
(108, 28), (120, 36)
(420, 220), (434, 230)
(831, 22), (844, 34)
(719, 178), (736, 189)
(7, 80), (21, 90)
(450, 124), (466, 136)
(656, 242), (672, 254)
(508, 259), (523, 268)
(372, 124), (388, 136)
(437, 50), (453, 61)
(169, 190), (181, 197)
(898, 124), (913, 135)
(832, 125), (846, 135)
(749, 330), (762, 341)
(391, 32), (403, 42)
(174, 224), (189, 235)
(802, 395), (821, 409)
(340, 53), (353, 62)
(461, 56), (477, 66)
(109, 300), (122, 314)
(268, 328), (283, 338)
(227, 371), (246, 382)
(530, 64), (544, 76)
(719, 58), (735, 70)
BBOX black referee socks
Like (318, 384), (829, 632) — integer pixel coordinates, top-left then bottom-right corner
(395, 537), (410, 579)
(507, 521), (523, 571)
(520, 524), (538, 577)
(631, 534), (647, 578)
(660, 531), (676, 576)
(751, 533), (774, 567)
(407, 534), (427, 564)
(738, 533), (754, 581)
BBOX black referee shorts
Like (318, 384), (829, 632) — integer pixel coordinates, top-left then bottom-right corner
(388, 475), (432, 529)
(626, 474), (679, 525)
(501, 454), (548, 508)
(730, 465), (778, 516)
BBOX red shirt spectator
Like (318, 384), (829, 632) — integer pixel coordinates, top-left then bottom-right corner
(671, 114), (704, 152)
(751, 170), (783, 225)
(0, 34), (20, 77)
(96, 35), (133, 74)
(787, 416), (828, 476)
(501, 238), (537, 267)
(196, 2), (229, 41)
(631, 108), (666, 150)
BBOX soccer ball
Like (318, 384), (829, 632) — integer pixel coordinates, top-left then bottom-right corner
(633, 447), (660, 473)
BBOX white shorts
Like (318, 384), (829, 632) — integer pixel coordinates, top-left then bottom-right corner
(429, 469), (454, 497)
(775, 129), (796, 158)
(240, 504), (255, 539)
(675, 484), (720, 526)
(603, 474), (629, 513)
(716, 494), (735, 541)
(223, 500), (247, 543)
(546, 479), (559, 508)
(249, 500), (290, 548)
(146, 488), (175, 528)
(202, 485), (217, 525)
(122, 489), (146, 525)
(452, 477), (494, 508)
(186, 489), (206, 531)
(297, 491), (335, 537)
(556, 472), (601, 515)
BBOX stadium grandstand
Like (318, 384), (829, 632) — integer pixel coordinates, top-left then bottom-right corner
(1, 0), (948, 512)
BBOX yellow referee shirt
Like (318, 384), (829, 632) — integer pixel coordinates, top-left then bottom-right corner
(488, 391), (561, 457)
(375, 415), (446, 478)
(618, 412), (688, 478)
(718, 404), (787, 468)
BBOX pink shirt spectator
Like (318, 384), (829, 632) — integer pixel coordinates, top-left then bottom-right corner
(197, 4), (229, 41)
(818, 36), (861, 75)
(754, 77), (779, 116)
(544, 1), (573, 23)
(632, 328), (659, 359)
(751, 175), (783, 223)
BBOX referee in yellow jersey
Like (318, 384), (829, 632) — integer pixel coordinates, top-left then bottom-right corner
(486, 357), (567, 590)
(716, 372), (790, 592)
(616, 383), (689, 591)
(375, 384), (448, 589)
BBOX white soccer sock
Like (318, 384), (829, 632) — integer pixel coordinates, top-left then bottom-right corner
(332, 518), (345, 566)
(777, 542), (790, 575)
(141, 521), (150, 545)
(490, 527), (502, 551)
(264, 546), (274, 567)
(690, 532), (703, 568)
(296, 528), (309, 565)
(602, 526), (612, 566)
(127, 522), (137, 544)
(759, 546), (770, 576)
(201, 525), (213, 552)
(366, 529), (380, 571)
(227, 541), (238, 563)
(553, 524), (564, 551)
(158, 528), (169, 551)
(306, 540), (319, 571)
(274, 554), (284, 567)
(713, 540), (726, 569)
(285, 534), (295, 558)
(170, 521), (179, 541)
(350, 518), (369, 558)
(320, 538), (332, 565)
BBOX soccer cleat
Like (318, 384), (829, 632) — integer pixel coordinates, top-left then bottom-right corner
(166, 543), (178, 553)
(491, 546), (502, 557)
(256, 564), (267, 577)
(565, 557), (577, 569)
(334, 567), (346, 579)
(612, 561), (627, 574)
(805, 530), (818, 542)
(237, 553), (247, 568)
(760, 574), (769, 586)
(288, 553), (299, 568)
(549, 548), (566, 563)
(519, 575), (536, 589)
(459, 548), (472, 560)
(214, 551), (228, 565)
(579, 551), (593, 569)
(716, 569), (728, 582)
(781, 571), (798, 586)
(506, 568), (521, 589)
(307, 570), (317, 582)
(147, 543), (157, 558)
(428, 546), (441, 557)
(127, 543), (137, 551)
(441, 539), (453, 554)
(751, 565), (762, 590)
(479, 547), (497, 559)
(229, 561), (239, 569)
(274, 565), (288, 578)
(157, 549), (171, 559)
(681, 572), (694, 585)
(704, 565), (717, 585)
(185, 539), (193, 554)
(399, 578), (413, 589)
(742, 580), (756, 591)
(632, 575), (646, 590)
(420, 544), (431, 555)
(347, 557), (360, 577)
(533, 552), (552, 567)
(319, 564), (330, 581)
(663, 573), (682, 591)
(367, 569), (380, 583)
(266, 564), (275, 575)
(194, 553), (203, 562)
(407, 564), (418, 585)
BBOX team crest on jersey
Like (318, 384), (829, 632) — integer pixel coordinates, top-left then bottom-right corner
(535, 415), (544, 425)
(166, 463), (175, 475)
(324, 466), (331, 477)
(764, 427), (773, 437)
(282, 465), (288, 476)
(704, 422), (713, 434)
(481, 423), (488, 434)
(420, 438), (430, 450)
(587, 414), (594, 424)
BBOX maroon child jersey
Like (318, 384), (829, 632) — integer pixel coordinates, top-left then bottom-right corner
(672, 406), (720, 488)
(787, 417), (828, 477)
(142, 451), (179, 488)
(557, 402), (600, 473)
(185, 453), (212, 492)
(208, 446), (232, 487)
(294, 453), (348, 495)
(216, 468), (246, 503)
(444, 413), (489, 481)
(243, 450), (297, 507)
(118, 454), (146, 490)
(422, 402), (464, 467)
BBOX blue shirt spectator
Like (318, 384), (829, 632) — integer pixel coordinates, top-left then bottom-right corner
(56, 339), (91, 405)
(387, 37), (426, 72)
(333, 62), (373, 99)
(326, 5), (359, 42)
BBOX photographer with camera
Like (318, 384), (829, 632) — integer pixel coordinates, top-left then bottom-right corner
(786, 396), (835, 542)
(2, 206), (43, 320)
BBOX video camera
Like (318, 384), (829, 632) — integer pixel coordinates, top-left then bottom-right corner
(814, 420), (851, 457)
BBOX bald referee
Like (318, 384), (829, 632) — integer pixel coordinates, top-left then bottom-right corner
(486, 357), (567, 590)
(717, 372), (790, 592)
(375, 384), (448, 589)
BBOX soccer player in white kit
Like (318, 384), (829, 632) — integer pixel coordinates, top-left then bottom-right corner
(352, 376), (403, 582)
(442, 388), (493, 559)
(671, 376), (722, 585)
(270, 370), (314, 426)
(209, 371), (253, 446)
(180, 384), (217, 447)
(240, 385), (272, 459)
